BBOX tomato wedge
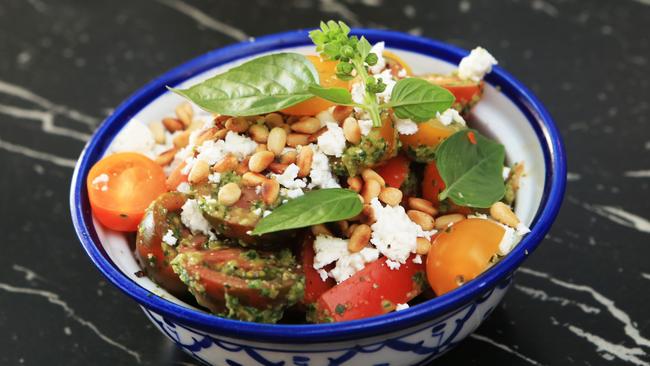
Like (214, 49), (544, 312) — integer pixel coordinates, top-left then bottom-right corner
(375, 155), (410, 188)
(422, 161), (445, 206)
(87, 152), (167, 231)
(311, 255), (425, 322)
(301, 236), (335, 305)
(421, 74), (484, 113)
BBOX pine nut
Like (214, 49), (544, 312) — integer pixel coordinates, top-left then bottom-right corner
(264, 113), (284, 127)
(173, 130), (190, 148)
(308, 127), (328, 143)
(188, 160), (210, 184)
(155, 148), (177, 166)
(343, 117), (361, 144)
(255, 144), (267, 153)
(175, 102), (193, 127)
(248, 151), (275, 173)
(218, 182), (241, 206)
(348, 224), (371, 252)
(162, 118), (184, 132)
(235, 158), (250, 175)
(311, 224), (332, 237)
(408, 197), (437, 216)
(225, 117), (249, 133)
(346, 223), (358, 238)
(332, 105), (353, 123)
(347, 176), (363, 192)
(361, 204), (376, 224)
(149, 121), (166, 144)
(241, 172), (267, 186)
(268, 162), (288, 174)
(213, 128), (228, 140)
(267, 127), (287, 155)
(291, 117), (321, 134)
(280, 150), (298, 164)
(362, 179), (382, 203)
(490, 202), (520, 228)
(262, 179), (280, 205)
(434, 214), (465, 230)
(249, 124), (269, 143)
(379, 187), (403, 206)
(212, 155), (238, 173)
(362, 169), (385, 187)
(296, 146), (313, 178)
(407, 210), (435, 231)
(286, 133), (310, 147)
(195, 127), (219, 146)
(416, 237), (431, 255)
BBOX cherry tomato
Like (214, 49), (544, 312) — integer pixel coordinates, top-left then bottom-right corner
(282, 55), (351, 116)
(422, 161), (446, 206)
(87, 152), (167, 231)
(375, 155), (410, 188)
(421, 74), (484, 113)
(399, 118), (460, 155)
(426, 218), (505, 295)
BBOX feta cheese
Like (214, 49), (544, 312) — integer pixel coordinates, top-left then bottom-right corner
(272, 163), (307, 189)
(397, 68), (407, 78)
(162, 229), (178, 246)
(91, 173), (109, 191)
(208, 172), (221, 184)
(176, 182), (191, 194)
(223, 131), (258, 159)
(309, 148), (341, 189)
(358, 119), (373, 136)
(329, 247), (379, 283)
(252, 207), (262, 216)
(413, 255), (422, 264)
(395, 303), (410, 311)
(316, 107), (337, 127)
(502, 166), (511, 180)
(386, 259), (401, 270)
(282, 187), (304, 199)
(317, 269), (329, 282)
(351, 81), (366, 105)
(313, 235), (379, 283)
(516, 222), (531, 235)
(313, 235), (349, 270)
(317, 122), (347, 157)
(374, 69), (396, 102)
(394, 117), (418, 135)
(196, 139), (226, 166)
(110, 120), (155, 157)
(458, 47), (498, 82)
(180, 199), (213, 238)
(436, 108), (466, 126)
(497, 225), (518, 256)
(368, 42), (386, 74)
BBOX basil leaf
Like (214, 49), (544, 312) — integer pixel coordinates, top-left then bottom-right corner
(389, 78), (455, 122)
(308, 85), (354, 105)
(436, 129), (506, 208)
(171, 53), (319, 116)
(252, 189), (363, 235)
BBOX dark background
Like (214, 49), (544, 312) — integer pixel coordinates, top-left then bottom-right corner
(1, 0), (649, 365)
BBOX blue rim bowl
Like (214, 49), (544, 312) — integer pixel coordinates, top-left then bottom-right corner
(70, 28), (566, 344)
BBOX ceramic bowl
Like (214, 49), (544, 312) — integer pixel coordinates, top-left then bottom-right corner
(70, 28), (566, 366)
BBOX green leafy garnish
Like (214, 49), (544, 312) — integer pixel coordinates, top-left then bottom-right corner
(170, 53), (319, 116)
(308, 85), (354, 105)
(436, 129), (506, 207)
(387, 78), (455, 122)
(251, 188), (363, 235)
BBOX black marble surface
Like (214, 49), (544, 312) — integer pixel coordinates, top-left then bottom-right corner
(1, 0), (648, 365)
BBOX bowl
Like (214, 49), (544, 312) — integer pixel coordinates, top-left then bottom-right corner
(70, 28), (566, 366)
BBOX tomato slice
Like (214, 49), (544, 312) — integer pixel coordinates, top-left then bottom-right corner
(87, 152), (167, 231)
(312, 255), (425, 322)
(375, 155), (410, 188)
(282, 55), (351, 116)
(301, 236), (335, 305)
(426, 218), (504, 295)
(422, 161), (445, 206)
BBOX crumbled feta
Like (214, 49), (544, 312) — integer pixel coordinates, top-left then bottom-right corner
(497, 225), (518, 256)
(317, 269), (329, 282)
(436, 108), (466, 126)
(394, 117), (418, 135)
(309, 148), (341, 189)
(92, 173), (109, 191)
(272, 164), (307, 190)
(386, 259), (401, 270)
(180, 199), (213, 238)
(395, 303), (410, 311)
(208, 172), (221, 184)
(282, 187), (304, 199)
(110, 120), (155, 157)
(458, 47), (498, 82)
(263, 210), (272, 217)
(316, 107), (337, 127)
(187, 117), (214, 146)
(223, 131), (258, 159)
(397, 68), (407, 78)
(313, 235), (379, 283)
(252, 207), (262, 216)
(516, 222), (531, 235)
(195, 140), (226, 166)
(374, 69), (396, 102)
(413, 255), (422, 264)
(358, 119), (373, 136)
(368, 42), (386, 74)
(329, 247), (379, 283)
(313, 235), (349, 270)
(162, 229), (178, 246)
(502, 166), (511, 180)
(317, 122), (347, 157)
(351, 81), (366, 106)
(176, 182), (191, 194)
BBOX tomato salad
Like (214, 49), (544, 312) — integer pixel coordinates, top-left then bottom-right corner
(87, 21), (529, 324)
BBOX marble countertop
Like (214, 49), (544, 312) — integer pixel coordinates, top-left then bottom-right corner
(1, 0), (648, 365)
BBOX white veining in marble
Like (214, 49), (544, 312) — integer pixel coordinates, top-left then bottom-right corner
(0, 103), (90, 141)
(624, 170), (650, 178)
(0, 138), (76, 168)
(514, 284), (601, 314)
(12, 264), (47, 283)
(156, 0), (249, 41)
(566, 324), (649, 366)
(470, 333), (544, 365)
(584, 205), (650, 234)
(566, 172), (581, 181)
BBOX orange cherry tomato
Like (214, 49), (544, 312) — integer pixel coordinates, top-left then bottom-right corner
(375, 155), (410, 188)
(282, 55), (351, 116)
(383, 50), (413, 76)
(422, 161), (445, 206)
(426, 218), (505, 295)
(87, 152), (167, 231)
(421, 74), (484, 113)
(399, 118), (459, 154)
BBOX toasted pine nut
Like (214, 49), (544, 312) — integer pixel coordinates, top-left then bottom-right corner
(416, 237), (431, 255)
(361, 179), (382, 203)
(361, 204), (376, 224)
(173, 130), (190, 148)
(188, 160), (210, 184)
(249, 124), (269, 143)
(225, 117), (249, 133)
(268, 162), (288, 174)
(162, 118), (184, 132)
(286, 133), (309, 147)
(175, 102), (193, 127)
(311, 224), (332, 237)
(346, 223), (358, 238)
(408, 197), (438, 216)
(434, 214), (465, 230)
(262, 179), (280, 205)
(194, 127), (219, 146)
(241, 172), (267, 186)
(214, 128), (228, 140)
(291, 117), (321, 134)
(407, 210), (435, 231)
(155, 148), (177, 166)
(379, 187), (403, 206)
(490, 202), (520, 228)
(347, 176), (363, 192)
(212, 155), (238, 173)
(332, 105), (353, 123)
(348, 224), (371, 252)
(235, 158), (250, 175)
(267, 127), (287, 155)
(218, 182), (241, 206)
(264, 112), (284, 127)
(361, 169), (385, 187)
(343, 117), (361, 144)
(149, 121), (166, 144)
(248, 151), (275, 173)
(255, 144), (267, 153)
(308, 127), (328, 143)
(280, 150), (298, 164)
(296, 146), (313, 178)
